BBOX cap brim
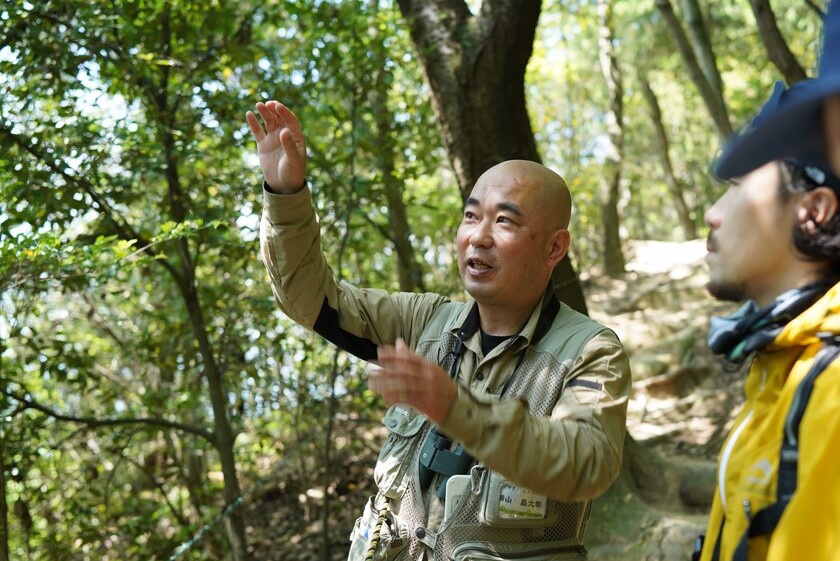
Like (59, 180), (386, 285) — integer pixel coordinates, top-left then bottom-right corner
(713, 75), (840, 180)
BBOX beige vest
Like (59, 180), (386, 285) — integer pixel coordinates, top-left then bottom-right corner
(349, 305), (603, 561)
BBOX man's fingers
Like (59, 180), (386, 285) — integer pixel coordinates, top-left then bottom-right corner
(256, 101), (280, 131)
(367, 371), (408, 404)
(370, 341), (455, 423)
(279, 129), (305, 170)
(279, 106), (304, 140)
(245, 111), (266, 142)
(251, 101), (299, 128)
(372, 341), (447, 411)
(265, 100), (293, 131)
(273, 102), (298, 127)
(377, 339), (414, 363)
(376, 344), (400, 364)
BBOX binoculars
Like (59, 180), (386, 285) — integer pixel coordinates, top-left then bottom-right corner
(418, 427), (474, 499)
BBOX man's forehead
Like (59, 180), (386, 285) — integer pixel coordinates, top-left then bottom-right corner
(468, 177), (529, 200)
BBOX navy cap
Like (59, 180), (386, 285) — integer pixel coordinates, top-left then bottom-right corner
(712, 0), (840, 183)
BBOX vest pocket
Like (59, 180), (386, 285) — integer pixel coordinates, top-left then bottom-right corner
(451, 541), (587, 560)
(374, 405), (428, 498)
(478, 472), (560, 527)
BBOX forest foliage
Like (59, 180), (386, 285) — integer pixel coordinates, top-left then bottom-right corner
(0, 0), (825, 559)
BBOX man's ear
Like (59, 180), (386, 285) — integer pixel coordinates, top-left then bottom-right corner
(798, 187), (839, 233)
(548, 228), (570, 267)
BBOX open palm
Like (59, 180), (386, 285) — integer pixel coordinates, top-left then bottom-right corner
(245, 101), (307, 193)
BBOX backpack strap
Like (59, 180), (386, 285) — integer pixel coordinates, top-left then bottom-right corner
(727, 337), (840, 561)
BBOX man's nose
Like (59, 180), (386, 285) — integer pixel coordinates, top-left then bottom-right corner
(469, 220), (493, 247)
(705, 187), (734, 229)
(703, 207), (715, 229)
(704, 199), (722, 230)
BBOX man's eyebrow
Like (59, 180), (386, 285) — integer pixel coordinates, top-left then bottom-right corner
(498, 202), (524, 217)
(463, 197), (524, 217)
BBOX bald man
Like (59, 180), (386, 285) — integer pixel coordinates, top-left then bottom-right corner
(248, 101), (630, 561)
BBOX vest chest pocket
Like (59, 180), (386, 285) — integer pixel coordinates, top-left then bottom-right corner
(451, 541), (587, 561)
(374, 405), (428, 499)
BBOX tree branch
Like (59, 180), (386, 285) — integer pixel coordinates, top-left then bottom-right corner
(679, 0), (724, 97)
(656, 0), (733, 139)
(0, 122), (183, 284)
(123, 454), (192, 528)
(0, 124), (134, 240)
(804, 0), (826, 19)
(4, 390), (216, 444)
(748, 0), (808, 84)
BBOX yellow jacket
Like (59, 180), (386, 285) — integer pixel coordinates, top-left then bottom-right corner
(700, 282), (840, 561)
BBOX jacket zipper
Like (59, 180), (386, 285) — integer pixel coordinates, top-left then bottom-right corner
(718, 410), (754, 509)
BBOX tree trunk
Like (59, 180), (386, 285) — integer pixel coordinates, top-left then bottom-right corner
(383, 173), (427, 292)
(748, 0), (808, 84)
(395, 0), (588, 313)
(180, 280), (248, 561)
(156, 12), (248, 556)
(0, 415), (8, 561)
(371, 1), (427, 293)
(321, 354), (341, 561)
(162, 113), (247, 561)
(656, 0), (733, 141)
(0, 335), (7, 561)
(597, 0), (626, 278)
(638, 70), (698, 240)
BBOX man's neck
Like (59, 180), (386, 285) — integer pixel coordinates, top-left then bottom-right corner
(477, 299), (541, 336)
(753, 268), (831, 307)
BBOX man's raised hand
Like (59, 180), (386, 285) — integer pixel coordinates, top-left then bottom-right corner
(369, 339), (458, 425)
(245, 101), (307, 193)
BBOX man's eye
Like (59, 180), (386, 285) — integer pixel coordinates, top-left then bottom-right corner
(497, 216), (511, 223)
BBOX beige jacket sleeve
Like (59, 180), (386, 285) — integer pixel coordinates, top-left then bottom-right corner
(259, 186), (444, 348)
(439, 330), (630, 502)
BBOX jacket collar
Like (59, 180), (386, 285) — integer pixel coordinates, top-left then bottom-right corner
(449, 286), (558, 348)
(771, 279), (840, 350)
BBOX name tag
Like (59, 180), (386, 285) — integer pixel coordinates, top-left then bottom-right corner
(499, 484), (547, 520)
